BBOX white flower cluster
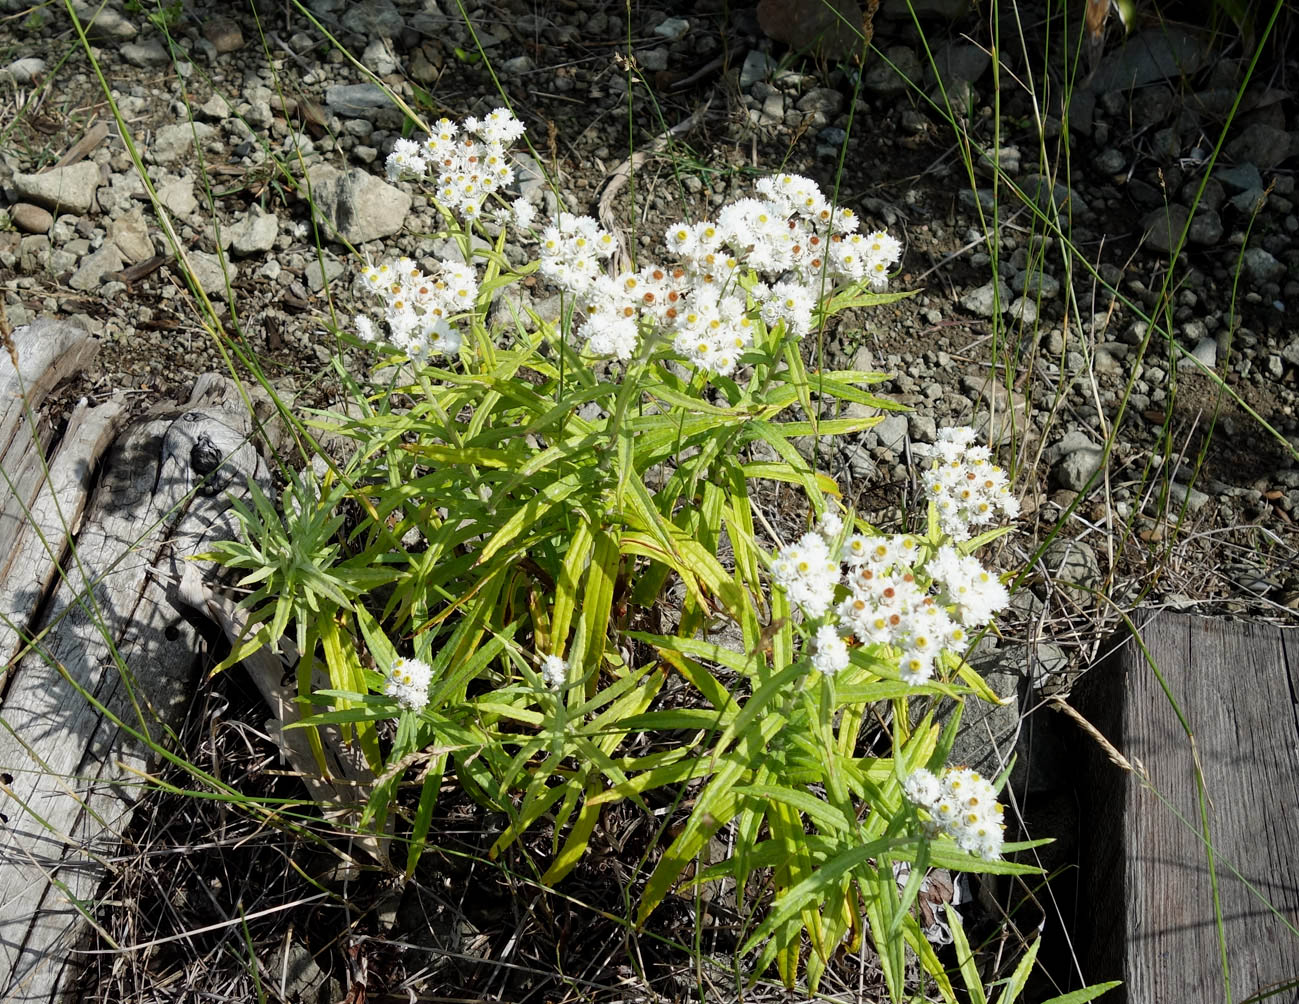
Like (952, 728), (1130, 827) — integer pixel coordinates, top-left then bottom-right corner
(354, 256), (478, 362)
(913, 426), (1020, 540)
(768, 429), (1011, 686)
(385, 108), (527, 221)
(535, 173), (901, 373)
(383, 656), (433, 712)
(903, 766), (1005, 860)
(540, 653), (568, 690)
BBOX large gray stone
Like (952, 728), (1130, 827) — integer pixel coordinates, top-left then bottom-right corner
(228, 209), (279, 256)
(68, 242), (123, 291)
(121, 39), (170, 67)
(1054, 446), (1106, 491)
(1225, 123), (1292, 170)
(70, 0), (138, 40)
(152, 122), (216, 164)
(959, 279), (1011, 317)
(306, 165), (410, 245)
(340, 0), (404, 37)
(109, 211), (153, 263)
(185, 250), (237, 297)
(12, 161), (101, 216)
(324, 83), (391, 117)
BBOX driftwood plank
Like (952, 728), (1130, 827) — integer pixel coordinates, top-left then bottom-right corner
(1071, 611), (1299, 1003)
(0, 394), (129, 669)
(0, 368), (268, 1003)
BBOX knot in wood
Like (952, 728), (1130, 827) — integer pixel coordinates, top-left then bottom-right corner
(190, 432), (228, 496)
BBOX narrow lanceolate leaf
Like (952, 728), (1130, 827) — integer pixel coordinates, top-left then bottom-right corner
(948, 904), (988, 1004)
(993, 935), (1041, 1004)
(476, 471), (586, 564)
(739, 839), (895, 955)
(550, 517), (594, 658)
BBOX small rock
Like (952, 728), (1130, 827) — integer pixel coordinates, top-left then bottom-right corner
(796, 87), (844, 117)
(199, 93), (233, 119)
(653, 16), (690, 40)
(70, 1), (137, 40)
(1009, 297), (1038, 324)
(186, 250), (236, 297)
(341, 0), (405, 38)
(362, 37), (397, 76)
(306, 165), (411, 245)
(10, 203), (52, 234)
(1141, 203), (1222, 252)
(12, 161), (101, 216)
(864, 45), (920, 94)
(1019, 173), (1088, 216)
(158, 178), (197, 217)
(740, 49), (777, 89)
(121, 38), (169, 67)
(931, 40), (989, 86)
(1226, 123), (1292, 169)
(202, 16), (244, 53)
(110, 211), (153, 263)
(152, 121), (216, 164)
(1040, 537), (1101, 591)
(908, 414), (937, 443)
(1177, 336), (1217, 372)
(1241, 246), (1285, 283)
(1093, 345), (1124, 376)
(1012, 270), (1060, 298)
(872, 413), (908, 452)
(1171, 481), (1211, 513)
(324, 83), (390, 117)
(979, 146), (1021, 176)
(959, 279), (1011, 317)
(1093, 147), (1126, 174)
(68, 242), (123, 291)
(1215, 162), (1262, 192)
(1054, 446), (1106, 492)
(305, 255), (346, 293)
(3, 57), (47, 84)
(636, 46), (669, 72)
(228, 209), (279, 256)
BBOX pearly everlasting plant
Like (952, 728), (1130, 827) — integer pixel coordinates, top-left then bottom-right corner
(904, 765), (1006, 860)
(766, 427), (1013, 687)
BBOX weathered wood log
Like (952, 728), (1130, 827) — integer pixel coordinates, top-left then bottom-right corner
(1069, 611), (1299, 1003)
(0, 325), (270, 1003)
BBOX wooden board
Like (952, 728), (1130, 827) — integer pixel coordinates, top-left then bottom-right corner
(0, 346), (269, 1002)
(1070, 611), (1299, 1003)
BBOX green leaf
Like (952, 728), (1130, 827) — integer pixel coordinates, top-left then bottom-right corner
(1037, 984), (1122, 1004)
(948, 904), (987, 1004)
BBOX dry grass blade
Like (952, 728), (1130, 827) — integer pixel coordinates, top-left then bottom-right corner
(175, 564), (392, 869)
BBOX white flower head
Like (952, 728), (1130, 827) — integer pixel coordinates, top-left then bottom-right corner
(383, 656), (433, 712)
(810, 624), (850, 676)
(511, 196), (536, 231)
(540, 654), (568, 690)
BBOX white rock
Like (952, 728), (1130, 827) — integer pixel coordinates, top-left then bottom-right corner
(158, 178), (197, 217)
(12, 161), (101, 216)
(68, 242), (123, 291)
(2, 57), (47, 84)
(122, 39), (170, 67)
(306, 165), (410, 244)
(228, 209), (279, 256)
(152, 122), (216, 164)
(110, 211), (153, 263)
(185, 250), (237, 297)
(653, 17), (689, 40)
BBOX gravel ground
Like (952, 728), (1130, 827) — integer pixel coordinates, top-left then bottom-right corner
(2, 0), (1299, 997)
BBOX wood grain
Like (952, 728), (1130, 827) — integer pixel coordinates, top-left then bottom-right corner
(0, 370), (268, 1002)
(1072, 611), (1299, 1003)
